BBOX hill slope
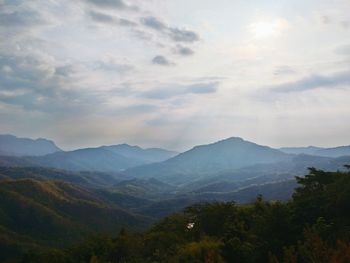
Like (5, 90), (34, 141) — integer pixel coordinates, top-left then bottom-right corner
(0, 166), (125, 188)
(110, 178), (177, 199)
(0, 179), (150, 251)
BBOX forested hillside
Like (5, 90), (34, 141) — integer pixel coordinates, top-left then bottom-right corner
(0, 179), (151, 262)
(17, 167), (350, 263)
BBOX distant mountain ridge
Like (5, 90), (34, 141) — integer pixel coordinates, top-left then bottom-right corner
(1, 134), (349, 179)
(30, 147), (144, 172)
(0, 134), (61, 156)
(125, 137), (293, 184)
(0, 147), (174, 173)
(0, 135), (178, 172)
(100, 144), (178, 163)
(280, 145), (350, 157)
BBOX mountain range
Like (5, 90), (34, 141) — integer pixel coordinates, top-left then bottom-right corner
(2, 135), (349, 178)
(124, 137), (293, 184)
(0, 135), (178, 172)
(279, 145), (350, 157)
(1, 134), (350, 261)
(1, 135), (350, 186)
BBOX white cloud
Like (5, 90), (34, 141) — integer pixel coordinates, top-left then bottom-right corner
(1, 0), (350, 150)
(248, 18), (289, 39)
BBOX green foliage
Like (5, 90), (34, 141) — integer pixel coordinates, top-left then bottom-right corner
(3, 167), (350, 262)
(0, 166), (120, 188)
(172, 238), (225, 263)
(0, 179), (151, 262)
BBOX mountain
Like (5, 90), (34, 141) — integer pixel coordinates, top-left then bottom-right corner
(314, 146), (350, 157)
(280, 145), (350, 157)
(279, 146), (322, 155)
(181, 154), (350, 194)
(0, 141), (178, 173)
(0, 166), (155, 211)
(20, 168), (350, 263)
(29, 148), (144, 172)
(0, 179), (151, 257)
(125, 137), (292, 185)
(101, 144), (178, 163)
(110, 178), (177, 199)
(0, 166), (126, 188)
(0, 148), (147, 173)
(0, 134), (61, 156)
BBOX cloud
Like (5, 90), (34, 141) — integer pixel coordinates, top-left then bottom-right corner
(173, 45), (194, 56)
(93, 59), (133, 72)
(140, 16), (166, 31)
(0, 52), (86, 112)
(140, 81), (219, 99)
(321, 15), (331, 24)
(140, 16), (200, 43)
(340, 21), (349, 29)
(274, 65), (296, 76)
(168, 28), (199, 43)
(106, 104), (158, 115)
(85, 11), (199, 60)
(152, 55), (175, 66)
(270, 71), (350, 93)
(318, 15), (349, 29)
(0, 10), (43, 27)
(0, 2), (51, 34)
(335, 44), (350, 56)
(117, 17), (137, 27)
(88, 10), (114, 23)
(88, 10), (136, 27)
(187, 82), (218, 94)
(84, 0), (137, 11)
(248, 18), (289, 39)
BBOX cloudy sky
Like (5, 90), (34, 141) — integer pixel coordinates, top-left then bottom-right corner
(0, 0), (350, 151)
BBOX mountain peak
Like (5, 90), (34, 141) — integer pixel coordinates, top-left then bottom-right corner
(126, 137), (291, 185)
(114, 143), (143, 150)
(0, 134), (61, 156)
(220, 137), (245, 143)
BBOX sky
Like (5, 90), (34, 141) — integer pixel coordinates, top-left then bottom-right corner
(0, 0), (350, 151)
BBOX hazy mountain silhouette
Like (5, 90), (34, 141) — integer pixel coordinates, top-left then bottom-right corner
(0, 136), (178, 172)
(280, 145), (350, 157)
(279, 146), (322, 155)
(125, 137), (292, 184)
(0, 135), (61, 156)
(1, 135), (350, 185)
(27, 148), (145, 172)
(100, 144), (178, 163)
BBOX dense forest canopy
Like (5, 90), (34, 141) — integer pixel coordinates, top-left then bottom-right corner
(14, 167), (350, 263)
